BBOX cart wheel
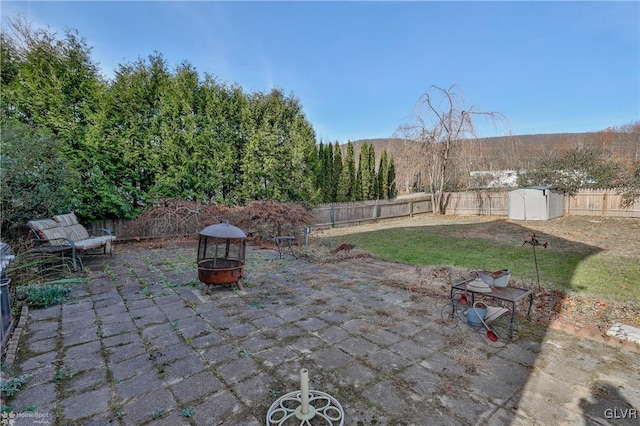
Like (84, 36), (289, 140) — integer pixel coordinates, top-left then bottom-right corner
(488, 314), (521, 343)
(440, 303), (459, 328)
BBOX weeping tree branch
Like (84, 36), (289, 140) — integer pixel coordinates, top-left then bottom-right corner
(400, 85), (509, 214)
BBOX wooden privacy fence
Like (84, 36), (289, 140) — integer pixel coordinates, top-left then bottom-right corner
(440, 189), (639, 218)
(443, 191), (508, 216)
(87, 189), (637, 237)
(313, 196), (432, 229)
(314, 189), (638, 228)
(565, 189), (639, 218)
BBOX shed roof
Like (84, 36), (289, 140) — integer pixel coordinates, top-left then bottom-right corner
(510, 185), (561, 192)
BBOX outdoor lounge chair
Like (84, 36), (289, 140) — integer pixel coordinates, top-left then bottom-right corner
(27, 212), (115, 271)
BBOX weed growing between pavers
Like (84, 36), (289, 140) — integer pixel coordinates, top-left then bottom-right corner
(0, 375), (27, 397)
(16, 284), (73, 309)
(179, 406), (194, 417)
(149, 407), (164, 419)
(52, 368), (73, 383)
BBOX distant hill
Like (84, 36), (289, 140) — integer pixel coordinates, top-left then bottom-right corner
(343, 132), (639, 171)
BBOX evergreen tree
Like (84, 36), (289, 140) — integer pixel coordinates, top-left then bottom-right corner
(317, 142), (326, 200)
(356, 142), (368, 201)
(88, 53), (170, 218)
(323, 142), (334, 202)
(332, 141), (343, 202)
(241, 88), (318, 204)
(195, 77), (248, 204)
(367, 143), (377, 200)
(155, 62), (201, 200)
(0, 18), (324, 219)
(1, 18), (106, 218)
(388, 156), (397, 199)
(378, 150), (389, 200)
(338, 141), (356, 202)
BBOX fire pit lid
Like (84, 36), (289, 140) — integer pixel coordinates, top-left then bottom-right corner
(199, 222), (246, 239)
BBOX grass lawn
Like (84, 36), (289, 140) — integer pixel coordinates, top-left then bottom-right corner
(318, 216), (640, 304)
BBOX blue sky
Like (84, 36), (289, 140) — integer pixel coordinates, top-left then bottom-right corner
(2, 1), (639, 143)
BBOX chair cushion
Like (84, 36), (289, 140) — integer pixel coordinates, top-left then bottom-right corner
(73, 238), (106, 251)
(28, 219), (59, 232)
(73, 236), (114, 251)
(53, 212), (80, 227)
(63, 224), (91, 242)
(28, 219), (64, 242)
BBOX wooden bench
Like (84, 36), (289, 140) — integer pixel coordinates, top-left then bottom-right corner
(27, 212), (115, 271)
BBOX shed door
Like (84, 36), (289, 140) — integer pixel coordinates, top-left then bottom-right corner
(508, 190), (526, 220)
(528, 190), (547, 220)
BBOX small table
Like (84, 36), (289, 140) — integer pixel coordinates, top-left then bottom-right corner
(450, 280), (534, 338)
(272, 236), (297, 259)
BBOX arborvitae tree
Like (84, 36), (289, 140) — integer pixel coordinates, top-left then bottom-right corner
(230, 86), (251, 203)
(358, 142), (371, 200)
(155, 62), (201, 200)
(354, 167), (363, 201)
(1, 19), (103, 146)
(356, 142), (368, 201)
(338, 141), (356, 201)
(367, 143), (377, 200)
(241, 88), (318, 204)
(323, 142), (334, 202)
(241, 91), (283, 202)
(316, 142), (335, 203)
(317, 142), (326, 200)
(1, 18), (106, 219)
(88, 53), (170, 218)
(332, 141), (343, 202)
(195, 77), (248, 204)
(1, 18), (324, 218)
(388, 155), (397, 199)
(378, 150), (389, 200)
(282, 100), (320, 205)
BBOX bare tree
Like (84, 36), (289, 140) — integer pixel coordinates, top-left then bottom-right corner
(390, 133), (428, 193)
(611, 121), (640, 167)
(399, 85), (507, 214)
(614, 121), (640, 207)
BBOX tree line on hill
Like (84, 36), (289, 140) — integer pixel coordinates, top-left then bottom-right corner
(0, 19), (392, 238)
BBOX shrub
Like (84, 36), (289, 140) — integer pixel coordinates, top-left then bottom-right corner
(0, 119), (79, 240)
(233, 201), (316, 239)
(118, 198), (231, 239)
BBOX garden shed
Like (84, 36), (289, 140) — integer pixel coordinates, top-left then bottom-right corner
(508, 186), (564, 220)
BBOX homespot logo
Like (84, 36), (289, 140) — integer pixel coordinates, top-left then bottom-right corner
(604, 408), (637, 420)
(0, 411), (52, 425)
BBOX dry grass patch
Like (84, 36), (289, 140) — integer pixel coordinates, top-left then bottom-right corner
(451, 346), (482, 374)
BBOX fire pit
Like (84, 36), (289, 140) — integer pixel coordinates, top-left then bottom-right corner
(197, 222), (246, 294)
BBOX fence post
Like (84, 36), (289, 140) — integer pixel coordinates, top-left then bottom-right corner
(303, 227), (310, 246)
(409, 201), (413, 218)
(602, 191), (607, 217)
(330, 206), (336, 228)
